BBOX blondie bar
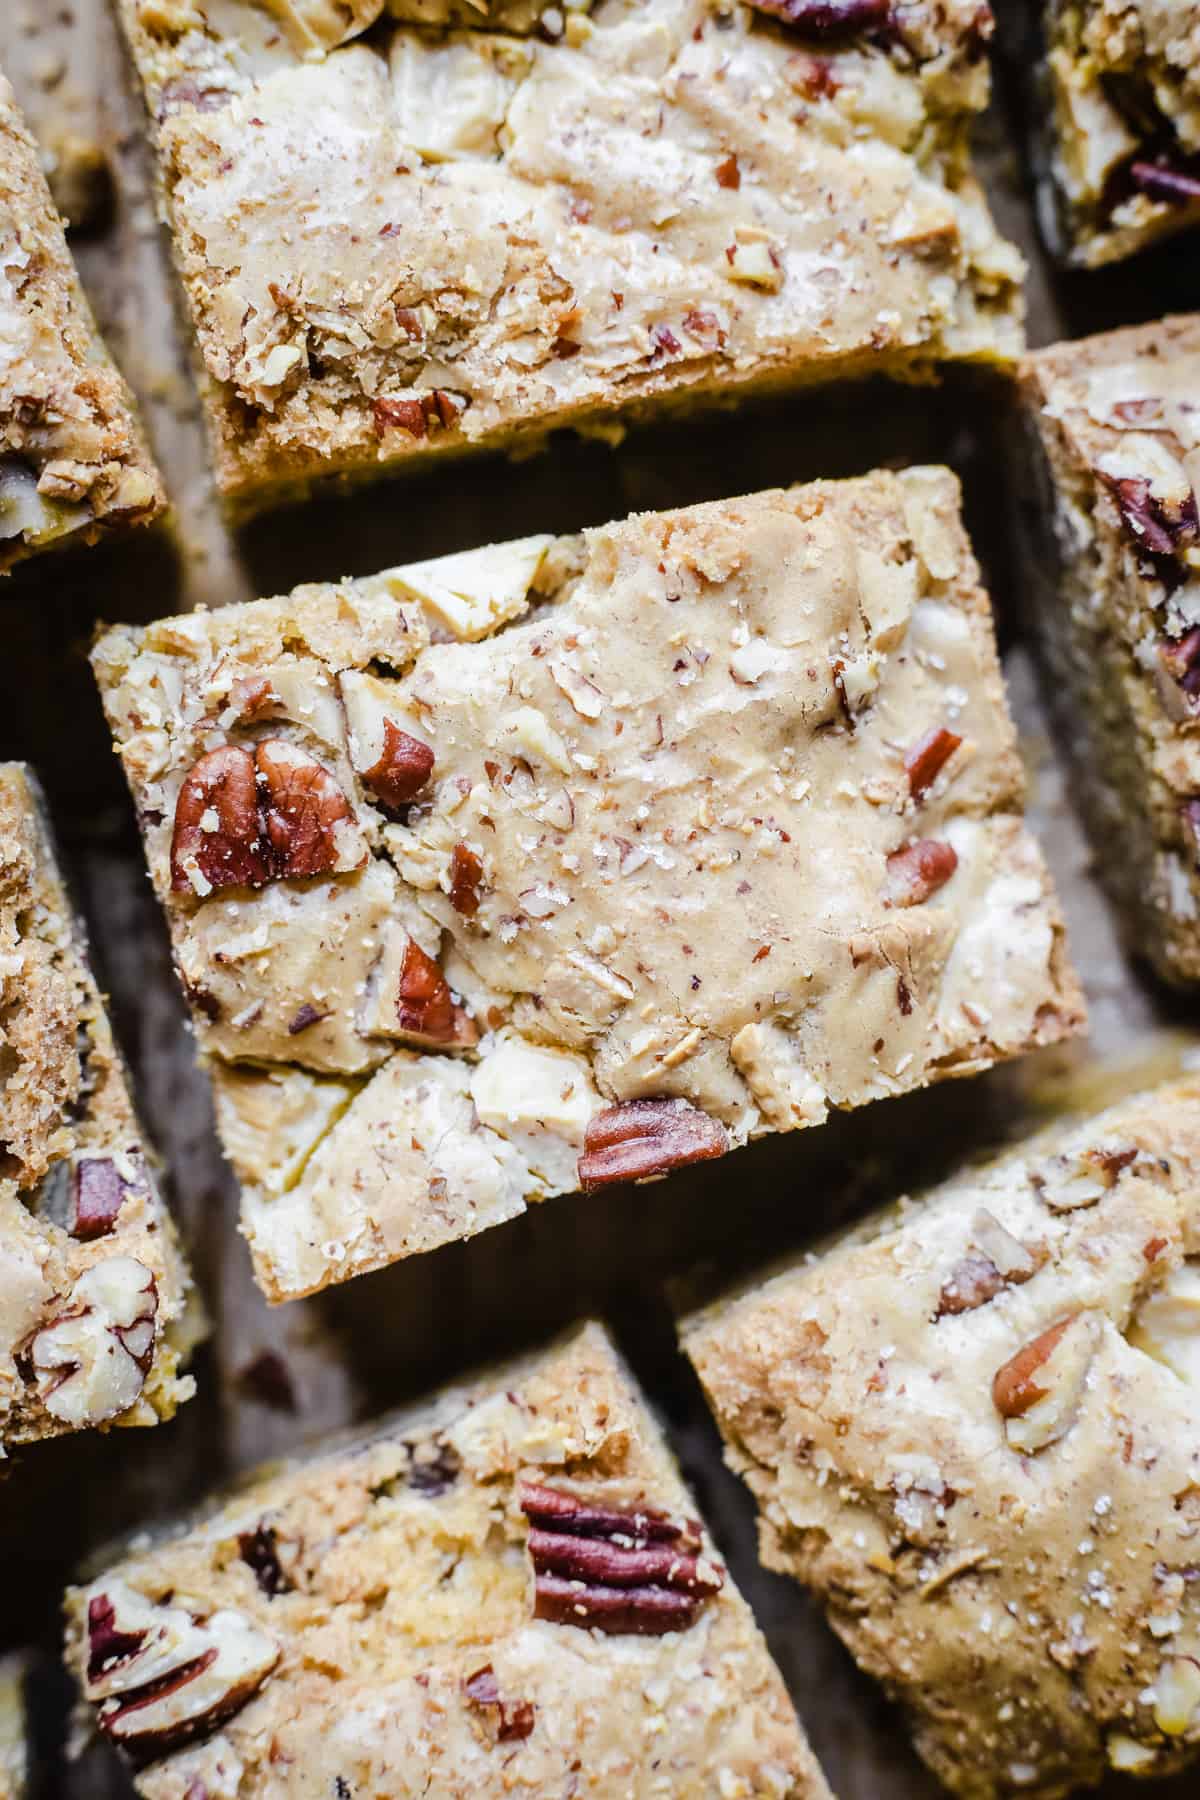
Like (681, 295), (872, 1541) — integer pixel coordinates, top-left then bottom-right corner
(0, 765), (197, 1448)
(683, 1077), (1200, 1797)
(0, 71), (164, 571)
(94, 469), (1082, 1302)
(1038, 1), (1200, 266)
(113, 0), (1023, 514)
(1018, 316), (1200, 985)
(64, 1321), (829, 1799)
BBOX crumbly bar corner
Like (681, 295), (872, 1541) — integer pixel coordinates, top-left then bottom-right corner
(683, 1075), (1200, 1796)
(1018, 313), (1200, 985)
(0, 69), (165, 571)
(64, 1320), (829, 1798)
(1039, 1), (1200, 266)
(0, 764), (198, 1448)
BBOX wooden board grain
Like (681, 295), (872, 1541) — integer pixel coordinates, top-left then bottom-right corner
(2, 4), (1200, 1794)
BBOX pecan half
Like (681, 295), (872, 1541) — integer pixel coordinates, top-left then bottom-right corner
(170, 740), (365, 895)
(577, 1097), (728, 1191)
(449, 842), (484, 916)
(746, 0), (892, 39)
(396, 938), (477, 1048)
(26, 1258), (158, 1427)
(362, 719), (435, 809)
(519, 1484), (722, 1636)
(904, 727), (961, 802)
(71, 1152), (147, 1241)
(463, 1664), (536, 1743)
(83, 1579), (279, 1764)
(883, 838), (958, 906)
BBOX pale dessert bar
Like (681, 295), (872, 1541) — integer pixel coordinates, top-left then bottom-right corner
(0, 1656), (27, 1800)
(113, 0), (1023, 514)
(94, 470), (1082, 1302)
(64, 1321), (830, 1799)
(1018, 315), (1200, 986)
(683, 1077), (1200, 1797)
(0, 764), (197, 1449)
(0, 70), (164, 571)
(1038, 1), (1200, 266)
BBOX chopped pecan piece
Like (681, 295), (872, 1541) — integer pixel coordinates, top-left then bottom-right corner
(449, 842), (484, 916)
(1104, 474), (1199, 560)
(1157, 628), (1200, 717)
(237, 1524), (292, 1597)
(463, 1664), (536, 1742)
(993, 1316), (1076, 1419)
(747, 0), (892, 39)
(362, 719), (435, 809)
(396, 938), (477, 1048)
(715, 153), (740, 189)
(373, 396), (428, 439)
(936, 1254), (1005, 1317)
(26, 1259), (158, 1427)
(936, 1211), (1043, 1318)
(992, 1312), (1100, 1453)
(1129, 159), (1200, 205)
(577, 1097), (728, 1191)
(170, 740), (365, 894)
(904, 727), (962, 802)
(519, 1483), (723, 1636)
(71, 1152), (147, 1241)
(883, 838), (958, 906)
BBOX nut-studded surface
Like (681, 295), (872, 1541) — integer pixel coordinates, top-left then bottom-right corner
(93, 469), (1082, 1302)
(0, 765), (198, 1447)
(110, 0), (1022, 512)
(64, 1323), (829, 1800)
(683, 1077), (1200, 1798)
(1018, 315), (1200, 986)
(0, 70), (163, 571)
(1037, 2), (1200, 267)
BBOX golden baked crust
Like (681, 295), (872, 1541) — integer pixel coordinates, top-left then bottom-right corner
(1040, 1), (1200, 266)
(0, 70), (164, 570)
(94, 469), (1082, 1301)
(112, 0), (1023, 512)
(0, 765), (197, 1448)
(1018, 314), (1200, 986)
(683, 1077), (1200, 1797)
(0, 1654), (27, 1800)
(64, 1322), (830, 1800)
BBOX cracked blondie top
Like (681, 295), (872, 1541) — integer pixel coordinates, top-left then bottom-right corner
(0, 70), (165, 572)
(94, 469), (1083, 1302)
(683, 1077), (1200, 1798)
(0, 765), (198, 1449)
(1018, 315), (1200, 985)
(64, 1321), (829, 1800)
(1040, 1), (1200, 265)
(114, 0), (1022, 512)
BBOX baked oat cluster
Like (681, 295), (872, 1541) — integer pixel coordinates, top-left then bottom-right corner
(112, 0), (1023, 511)
(683, 1077), (1200, 1798)
(1040, 0), (1200, 265)
(1019, 313), (1200, 985)
(94, 469), (1082, 1302)
(64, 1322), (829, 1799)
(0, 69), (164, 571)
(0, 764), (197, 1449)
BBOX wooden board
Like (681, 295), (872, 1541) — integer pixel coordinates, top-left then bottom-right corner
(1, 5), (1200, 1793)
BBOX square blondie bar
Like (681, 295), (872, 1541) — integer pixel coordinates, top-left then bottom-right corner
(0, 765), (197, 1448)
(113, 0), (1023, 513)
(683, 1077), (1200, 1797)
(1038, 1), (1200, 266)
(0, 71), (165, 571)
(0, 1656), (27, 1800)
(64, 1321), (830, 1799)
(94, 469), (1082, 1302)
(1018, 315), (1200, 985)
